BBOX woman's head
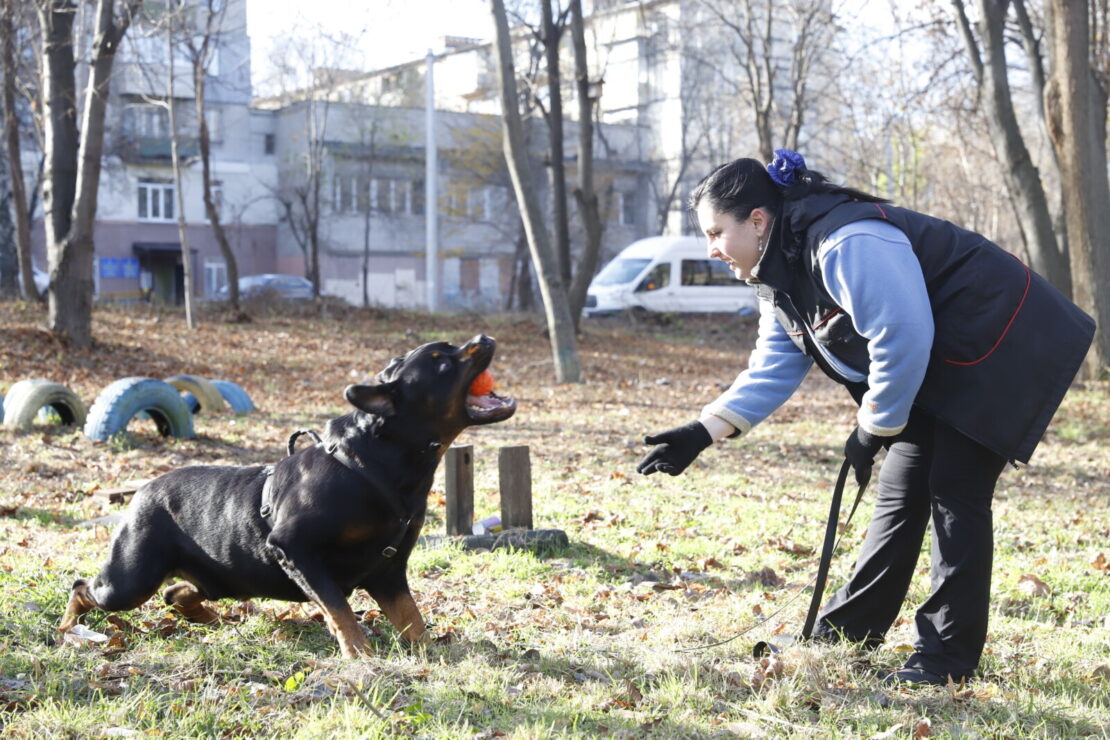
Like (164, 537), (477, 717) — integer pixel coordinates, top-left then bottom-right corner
(687, 158), (782, 226)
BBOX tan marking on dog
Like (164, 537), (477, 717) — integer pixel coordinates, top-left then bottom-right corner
(58, 581), (98, 633)
(163, 582), (220, 625)
(374, 591), (429, 643)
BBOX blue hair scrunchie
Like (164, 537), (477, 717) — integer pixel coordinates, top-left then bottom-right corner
(767, 149), (807, 188)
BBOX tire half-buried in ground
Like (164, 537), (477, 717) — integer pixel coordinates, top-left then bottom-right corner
(163, 374), (226, 414)
(209, 379), (255, 414)
(2, 379), (87, 430)
(84, 377), (195, 441)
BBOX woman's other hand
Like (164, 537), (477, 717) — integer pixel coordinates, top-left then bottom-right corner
(637, 421), (714, 476)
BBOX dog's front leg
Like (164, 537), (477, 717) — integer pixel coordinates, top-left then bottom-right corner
(265, 535), (371, 658)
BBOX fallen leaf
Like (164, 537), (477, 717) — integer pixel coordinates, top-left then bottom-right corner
(1091, 552), (1109, 572)
(1017, 573), (1051, 598)
(913, 717), (932, 738)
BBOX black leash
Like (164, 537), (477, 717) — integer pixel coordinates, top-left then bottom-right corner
(680, 458), (868, 654)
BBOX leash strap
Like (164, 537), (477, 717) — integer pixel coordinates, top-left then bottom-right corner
(800, 458), (868, 639)
(323, 443), (417, 559)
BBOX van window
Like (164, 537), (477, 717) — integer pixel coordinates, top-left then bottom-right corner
(594, 257), (651, 286)
(681, 259), (744, 286)
(635, 263), (670, 292)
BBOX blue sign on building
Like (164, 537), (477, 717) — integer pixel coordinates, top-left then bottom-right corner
(100, 257), (140, 279)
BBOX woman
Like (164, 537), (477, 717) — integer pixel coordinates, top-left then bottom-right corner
(637, 151), (1094, 686)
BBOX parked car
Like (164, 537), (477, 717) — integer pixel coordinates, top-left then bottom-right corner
(583, 236), (758, 317)
(217, 274), (314, 301)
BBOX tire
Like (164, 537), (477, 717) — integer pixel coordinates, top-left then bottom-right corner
(84, 377), (195, 441)
(209, 379), (255, 414)
(163, 374), (226, 414)
(2, 379), (87, 429)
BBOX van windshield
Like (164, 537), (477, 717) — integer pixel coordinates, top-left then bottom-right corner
(593, 258), (651, 286)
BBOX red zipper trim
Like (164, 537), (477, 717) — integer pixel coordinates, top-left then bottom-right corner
(813, 307), (842, 329)
(944, 258), (1031, 366)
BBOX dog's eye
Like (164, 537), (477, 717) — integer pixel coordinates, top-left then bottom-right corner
(436, 359), (452, 374)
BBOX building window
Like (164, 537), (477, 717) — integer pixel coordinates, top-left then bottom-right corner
(264, 133), (275, 155)
(470, 187), (490, 221)
(374, 178), (395, 213)
(204, 108), (222, 143)
(125, 104), (169, 138)
(138, 180), (175, 222)
(204, 180), (223, 216)
(618, 191), (636, 226)
(205, 260), (227, 296)
(412, 179), (425, 215)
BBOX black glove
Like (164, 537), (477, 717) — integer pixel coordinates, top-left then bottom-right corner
(843, 426), (886, 487)
(637, 421), (713, 476)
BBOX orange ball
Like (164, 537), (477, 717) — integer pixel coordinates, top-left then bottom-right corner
(469, 370), (495, 396)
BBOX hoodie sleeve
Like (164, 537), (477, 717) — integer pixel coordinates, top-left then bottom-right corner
(701, 298), (814, 435)
(818, 220), (934, 436)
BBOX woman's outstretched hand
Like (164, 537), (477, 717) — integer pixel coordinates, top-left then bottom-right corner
(637, 421), (713, 476)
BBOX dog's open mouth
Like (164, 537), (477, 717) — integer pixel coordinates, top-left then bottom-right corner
(466, 388), (516, 423)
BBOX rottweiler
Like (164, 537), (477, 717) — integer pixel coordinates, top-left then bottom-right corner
(58, 335), (516, 658)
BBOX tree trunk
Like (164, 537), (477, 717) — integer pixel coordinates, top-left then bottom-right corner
(1044, 1), (1110, 377)
(953, 0), (1071, 296)
(541, 0), (570, 286)
(41, 0), (139, 347)
(566, 0), (602, 330)
(195, 68), (241, 317)
(0, 149), (17, 298)
(167, 23), (195, 330)
(491, 0), (580, 383)
(1, 4), (37, 301)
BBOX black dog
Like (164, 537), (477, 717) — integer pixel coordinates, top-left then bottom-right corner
(59, 335), (516, 658)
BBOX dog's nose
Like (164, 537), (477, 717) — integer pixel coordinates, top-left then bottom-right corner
(462, 334), (494, 358)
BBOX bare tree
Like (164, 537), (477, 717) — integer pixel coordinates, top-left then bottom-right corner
(565, 0), (601, 327)
(694, 0), (833, 163)
(163, 11), (196, 329)
(179, 0), (245, 319)
(37, 0), (143, 348)
(491, 0), (580, 383)
(950, 0), (1071, 295)
(1, 2), (37, 300)
(1043, 0), (1110, 376)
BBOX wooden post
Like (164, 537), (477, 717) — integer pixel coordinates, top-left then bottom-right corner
(444, 445), (474, 535)
(499, 445), (532, 530)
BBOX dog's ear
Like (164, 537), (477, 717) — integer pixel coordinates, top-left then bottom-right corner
(344, 383), (396, 417)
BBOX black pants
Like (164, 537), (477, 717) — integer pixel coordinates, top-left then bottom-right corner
(814, 408), (1007, 679)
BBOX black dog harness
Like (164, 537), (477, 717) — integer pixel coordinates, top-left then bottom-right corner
(258, 429), (421, 559)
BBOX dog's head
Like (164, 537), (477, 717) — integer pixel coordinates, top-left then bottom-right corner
(343, 335), (517, 445)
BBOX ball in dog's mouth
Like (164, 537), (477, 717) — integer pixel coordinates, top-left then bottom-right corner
(466, 370), (516, 422)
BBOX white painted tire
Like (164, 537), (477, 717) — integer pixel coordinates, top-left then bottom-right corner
(2, 379), (87, 429)
(163, 374), (226, 414)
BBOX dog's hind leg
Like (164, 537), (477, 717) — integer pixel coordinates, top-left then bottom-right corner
(266, 535), (372, 658)
(163, 582), (220, 625)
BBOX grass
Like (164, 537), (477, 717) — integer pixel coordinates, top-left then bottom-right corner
(0, 301), (1108, 738)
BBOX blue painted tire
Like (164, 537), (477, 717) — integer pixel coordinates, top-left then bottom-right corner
(84, 377), (195, 441)
(163, 374), (226, 414)
(209, 379), (255, 414)
(2, 379), (86, 429)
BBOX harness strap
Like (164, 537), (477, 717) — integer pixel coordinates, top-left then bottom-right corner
(322, 442), (418, 559)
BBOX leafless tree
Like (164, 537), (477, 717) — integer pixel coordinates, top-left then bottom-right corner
(1043, 0), (1110, 376)
(491, 0), (580, 382)
(1, 2), (38, 300)
(37, 0), (144, 348)
(950, 0), (1070, 294)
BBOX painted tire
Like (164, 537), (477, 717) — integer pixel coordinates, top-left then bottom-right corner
(84, 377), (195, 441)
(2, 379), (87, 429)
(163, 374), (226, 414)
(209, 379), (255, 414)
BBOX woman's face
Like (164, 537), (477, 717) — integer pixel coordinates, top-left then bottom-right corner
(696, 202), (773, 281)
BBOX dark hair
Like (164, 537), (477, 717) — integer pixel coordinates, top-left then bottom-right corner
(688, 156), (887, 225)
